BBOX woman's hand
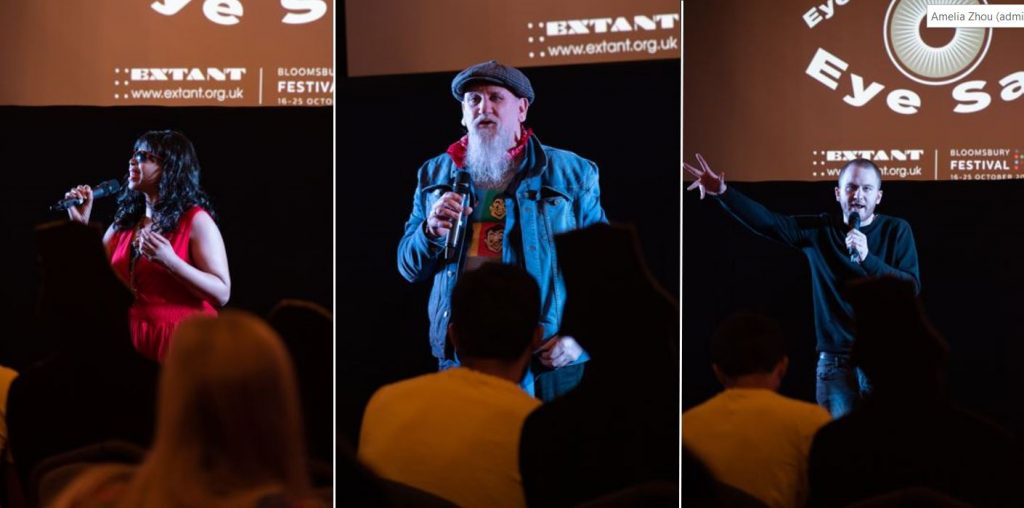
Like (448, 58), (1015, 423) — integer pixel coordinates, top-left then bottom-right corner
(138, 229), (179, 268)
(64, 185), (94, 224)
(145, 211), (231, 307)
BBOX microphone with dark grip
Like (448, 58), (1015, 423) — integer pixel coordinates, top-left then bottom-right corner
(445, 170), (472, 260)
(51, 179), (122, 212)
(848, 212), (861, 263)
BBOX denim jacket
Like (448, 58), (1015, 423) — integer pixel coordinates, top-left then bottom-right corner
(397, 134), (608, 360)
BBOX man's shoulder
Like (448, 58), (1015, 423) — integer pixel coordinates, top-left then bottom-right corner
(539, 143), (598, 172)
(684, 389), (829, 424)
(367, 371), (442, 408)
(372, 368), (532, 400)
(873, 214), (915, 235)
(769, 392), (833, 422)
(534, 143), (601, 196)
(540, 143), (587, 160)
(417, 152), (457, 178)
(875, 214), (911, 227)
(807, 212), (833, 224)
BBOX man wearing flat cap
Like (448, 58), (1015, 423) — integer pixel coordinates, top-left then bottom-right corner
(397, 60), (608, 401)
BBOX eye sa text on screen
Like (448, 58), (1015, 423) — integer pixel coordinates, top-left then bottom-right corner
(151, 0), (327, 26)
(802, 0), (853, 29)
(806, 48), (1024, 114)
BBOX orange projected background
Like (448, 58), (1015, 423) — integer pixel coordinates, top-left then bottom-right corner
(0, 0), (333, 106)
(684, 0), (1024, 182)
(345, 0), (680, 77)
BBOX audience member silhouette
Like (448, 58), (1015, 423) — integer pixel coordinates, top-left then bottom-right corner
(519, 223), (679, 507)
(359, 263), (543, 508)
(846, 487), (975, 508)
(0, 362), (17, 458)
(267, 299), (333, 469)
(6, 221), (158, 494)
(336, 438), (455, 507)
(683, 313), (830, 508)
(51, 311), (323, 507)
(807, 276), (1023, 507)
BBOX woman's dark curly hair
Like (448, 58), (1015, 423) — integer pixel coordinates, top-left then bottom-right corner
(112, 130), (215, 233)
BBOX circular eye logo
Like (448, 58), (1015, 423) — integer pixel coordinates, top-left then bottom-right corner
(883, 0), (992, 86)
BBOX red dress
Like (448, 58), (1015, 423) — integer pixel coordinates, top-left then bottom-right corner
(109, 206), (217, 361)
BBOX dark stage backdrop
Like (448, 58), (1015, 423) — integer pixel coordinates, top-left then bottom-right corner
(340, 59), (681, 394)
(683, 179), (1024, 436)
(0, 106), (333, 368)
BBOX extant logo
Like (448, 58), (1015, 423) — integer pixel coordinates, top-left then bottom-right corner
(804, 0), (1024, 114)
(151, 0), (327, 26)
(824, 149), (925, 161)
(544, 13), (679, 37)
(129, 68), (246, 81)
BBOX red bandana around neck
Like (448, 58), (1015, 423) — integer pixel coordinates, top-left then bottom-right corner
(446, 127), (534, 169)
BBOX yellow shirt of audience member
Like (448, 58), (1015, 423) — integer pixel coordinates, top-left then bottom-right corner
(0, 365), (18, 462)
(682, 388), (831, 508)
(359, 367), (540, 508)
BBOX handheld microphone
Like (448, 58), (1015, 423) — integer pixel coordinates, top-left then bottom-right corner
(848, 212), (861, 263)
(51, 180), (122, 212)
(445, 170), (472, 260)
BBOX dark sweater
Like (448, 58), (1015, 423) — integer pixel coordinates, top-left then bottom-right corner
(717, 187), (920, 353)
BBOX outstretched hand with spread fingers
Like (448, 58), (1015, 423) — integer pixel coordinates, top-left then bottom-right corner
(683, 153), (727, 199)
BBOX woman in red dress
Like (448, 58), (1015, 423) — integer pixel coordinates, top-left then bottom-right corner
(65, 130), (231, 361)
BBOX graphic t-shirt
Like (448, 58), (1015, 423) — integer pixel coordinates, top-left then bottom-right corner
(464, 188), (506, 271)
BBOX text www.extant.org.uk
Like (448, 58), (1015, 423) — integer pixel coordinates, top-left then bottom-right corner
(127, 86), (244, 102)
(822, 166), (923, 178)
(544, 35), (679, 57)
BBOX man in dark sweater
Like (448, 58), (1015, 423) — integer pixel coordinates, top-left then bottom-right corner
(684, 154), (920, 417)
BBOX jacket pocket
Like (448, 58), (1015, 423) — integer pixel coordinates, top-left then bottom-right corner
(540, 186), (576, 234)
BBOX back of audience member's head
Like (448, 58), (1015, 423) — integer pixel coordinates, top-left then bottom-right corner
(449, 263), (540, 361)
(848, 277), (949, 398)
(267, 299), (333, 465)
(846, 486), (975, 507)
(555, 223), (678, 366)
(268, 299), (332, 354)
(33, 220), (133, 353)
(122, 310), (313, 507)
(710, 313), (787, 387)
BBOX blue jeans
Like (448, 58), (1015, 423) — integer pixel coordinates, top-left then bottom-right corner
(816, 352), (872, 418)
(532, 363), (584, 402)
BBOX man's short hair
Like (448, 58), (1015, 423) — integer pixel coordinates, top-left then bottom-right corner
(710, 313), (786, 378)
(450, 263), (540, 360)
(838, 158), (882, 187)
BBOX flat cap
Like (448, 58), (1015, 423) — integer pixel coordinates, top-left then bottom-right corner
(451, 60), (535, 104)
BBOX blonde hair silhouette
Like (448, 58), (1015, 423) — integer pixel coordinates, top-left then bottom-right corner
(51, 311), (316, 508)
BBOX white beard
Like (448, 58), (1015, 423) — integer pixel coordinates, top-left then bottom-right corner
(466, 125), (517, 189)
